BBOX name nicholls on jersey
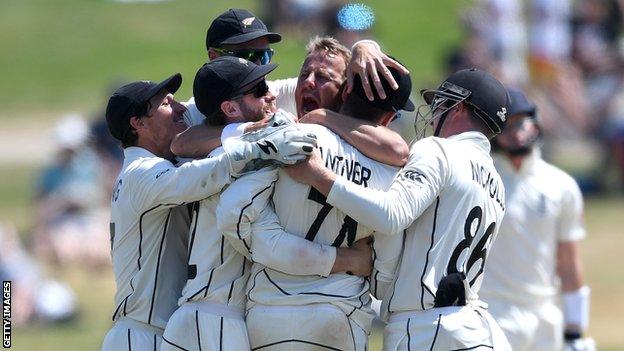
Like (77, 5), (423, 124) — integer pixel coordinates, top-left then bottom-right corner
(319, 146), (371, 187)
(470, 160), (505, 211)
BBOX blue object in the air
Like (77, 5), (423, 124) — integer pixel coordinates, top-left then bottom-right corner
(337, 3), (375, 31)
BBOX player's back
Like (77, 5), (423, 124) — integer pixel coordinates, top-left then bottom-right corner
(383, 132), (505, 319)
(178, 148), (277, 310)
(109, 148), (190, 329)
(247, 123), (398, 330)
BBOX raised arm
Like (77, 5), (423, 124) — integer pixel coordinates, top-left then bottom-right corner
(285, 139), (447, 234)
(170, 122), (223, 158)
(300, 109), (408, 166)
(133, 153), (232, 209)
(347, 40), (410, 100)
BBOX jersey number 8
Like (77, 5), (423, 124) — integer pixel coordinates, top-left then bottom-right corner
(447, 205), (496, 287)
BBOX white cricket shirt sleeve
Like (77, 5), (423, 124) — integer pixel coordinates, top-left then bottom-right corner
(370, 231), (403, 299)
(557, 174), (586, 242)
(268, 78), (298, 116)
(248, 208), (336, 277)
(217, 168), (336, 277)
(327, 138), (450, 235)
(133, 153), (232, 209)
(182, 97), (205, 127)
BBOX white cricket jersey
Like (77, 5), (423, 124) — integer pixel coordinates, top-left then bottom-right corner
(183, 78), (297, 126)
(235, 123), (400, 331)
(327, 132), (506, 321)
(480, 150), (586, 306)
(178, 147), (276, 309)
(109, 147), (232, 329)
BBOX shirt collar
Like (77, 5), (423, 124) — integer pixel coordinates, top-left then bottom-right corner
(448, 131), (491, 153)
(123, 146), (158, 160)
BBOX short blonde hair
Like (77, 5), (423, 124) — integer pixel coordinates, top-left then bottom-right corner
(305, 36), (351, 76)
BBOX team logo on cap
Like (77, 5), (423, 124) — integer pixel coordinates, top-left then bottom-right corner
(497, 107), (507, 121)
(238, 57), (249, 65)
(242, 17), (256, 27)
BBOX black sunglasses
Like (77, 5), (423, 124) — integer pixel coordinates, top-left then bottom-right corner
(232, 80), (270, 99)
(214, 48), (274, 65)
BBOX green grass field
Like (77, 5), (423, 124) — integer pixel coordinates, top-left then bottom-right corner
(2, 0), (624, 350)
(0, 0), (463, 121)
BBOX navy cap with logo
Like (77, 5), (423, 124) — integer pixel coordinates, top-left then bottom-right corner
(105, 73), (182, 141)
(506, 87), (536, 119)
(351, 65), (415, 112)
(423, 68), (509, 134)
(193, 56), (277, 117)
(206, 9), (281, 50)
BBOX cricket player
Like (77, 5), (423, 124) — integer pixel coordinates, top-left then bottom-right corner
(480, 87), (595, 351)
(101, 73), (316, 351)
(287, 68), (514, 350)
(216, 62), (414, 350)
(176, 8), (409, 166)
(160, 57), (370, 350)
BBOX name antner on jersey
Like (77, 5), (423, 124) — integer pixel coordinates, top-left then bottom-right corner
(326, 132), (506, 322)
(223, 124), (399, 333)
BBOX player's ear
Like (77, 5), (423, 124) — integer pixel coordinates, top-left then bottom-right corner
(208, 48), (219, 61)
(221, 100), (241, 120)
(129, 116), (145, 130)
(379, 111), (395, 127)
(341, 85), (349, 102)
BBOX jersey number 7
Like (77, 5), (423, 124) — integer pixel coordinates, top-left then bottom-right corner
(305, 187), (358, 247)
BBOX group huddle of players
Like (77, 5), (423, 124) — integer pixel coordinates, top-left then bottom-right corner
(100, 8), (594, 351)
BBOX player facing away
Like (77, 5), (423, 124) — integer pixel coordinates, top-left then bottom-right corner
(287, 68), (513, 350)
(479, 87), (595, 351)
(216, 61), (414, 350)
(161, 57), (369, 350)
(101, 73), (316, 351)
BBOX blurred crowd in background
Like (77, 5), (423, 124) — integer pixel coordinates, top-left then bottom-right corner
(5, 0), (624, 329)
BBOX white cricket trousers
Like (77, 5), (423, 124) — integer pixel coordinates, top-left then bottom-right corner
(101, 317), (163, 351)
(246, 303), (368, 351)
(486, 298), (563, 351)
(161, 301), (249, 351)
(383, 305), (511, 351)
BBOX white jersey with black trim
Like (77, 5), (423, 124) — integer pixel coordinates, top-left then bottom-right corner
(236, 123), (399, 331)
(183, 78), (297, 126)
(326, 132), (506, 321)
(109, 146), (232, 329)
(178, 147), (276, 309)
(480, 150), (586, 305)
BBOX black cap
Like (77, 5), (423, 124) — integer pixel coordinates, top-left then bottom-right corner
(351, 65), (414, 112)
(105, 73), (182, 141)
(423, 68), (509, 134)
(506, 87), (536, 118)
(206, 9), (281, 50)
(193, 56), (277, 117)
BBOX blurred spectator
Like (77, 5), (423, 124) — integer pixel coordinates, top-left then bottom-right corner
(529, 0), (574, 82)
(261, 0), (373, 47)
(0, 221), (78, 326)
(33, 114), (111, 269)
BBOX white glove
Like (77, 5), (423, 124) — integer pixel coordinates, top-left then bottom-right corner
(223, 123), (317, 177)
(564, 337), (596, 351)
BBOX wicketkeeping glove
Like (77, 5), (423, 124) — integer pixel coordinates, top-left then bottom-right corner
(223, 123), (317, 177)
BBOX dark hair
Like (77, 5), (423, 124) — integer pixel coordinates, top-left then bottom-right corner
(341, 92), (389, 123)
(120, 101), (153, 147)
